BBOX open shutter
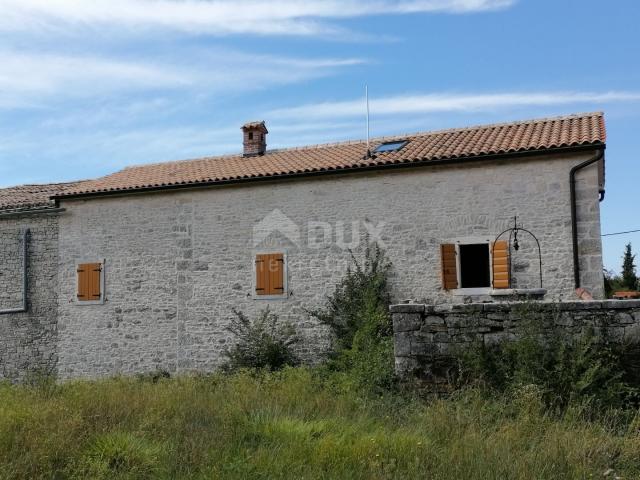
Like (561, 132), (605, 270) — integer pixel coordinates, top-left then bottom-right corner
(255, 254), (269, 295)
(269, 253), (285, 294)
(77, 264), (89, 301)
(492, 241), (510, 289)
(440, 244), (458, 290)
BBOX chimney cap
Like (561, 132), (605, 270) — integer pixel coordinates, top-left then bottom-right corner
(241, 120), (268, 133)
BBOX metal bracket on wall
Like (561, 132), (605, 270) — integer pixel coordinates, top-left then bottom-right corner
(0, 228), (30, 315)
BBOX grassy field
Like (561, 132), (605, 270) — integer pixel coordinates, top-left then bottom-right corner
(1, 368), (639, 479)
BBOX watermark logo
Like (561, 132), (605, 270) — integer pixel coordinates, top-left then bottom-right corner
(253, 209), (386, 249)
(253, 209), (301, 247)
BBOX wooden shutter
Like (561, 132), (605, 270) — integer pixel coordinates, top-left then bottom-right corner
(255, 253), (285, 295)
(440, 244), (458, 290)
(77, 264), (89, 301)
(255, 254), (269, 295)
(269, 253), (285, 294)
(77, 262), (102, 301)
(492, 241), (510, 289)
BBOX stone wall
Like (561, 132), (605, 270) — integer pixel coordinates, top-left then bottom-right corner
(54, 151), (604, 379)
(392, 301), (640, 390)
(0, 213), (60, 381)
(0, 228), (24, 309)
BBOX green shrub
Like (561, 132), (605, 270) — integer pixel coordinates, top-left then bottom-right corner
(459, 305), (640, 411)
(71, 432), (164, 479)
(224, 308), (299, 371)
(310, 242), (392, 348)
(309, 241), (395, 392)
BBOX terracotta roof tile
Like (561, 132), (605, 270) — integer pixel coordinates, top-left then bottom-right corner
(0, 182), (86, 212)
(48, 112), (605, 199)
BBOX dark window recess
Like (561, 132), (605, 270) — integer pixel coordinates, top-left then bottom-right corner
(373, 140), (408, 153)
(459, 244), (490, 288)
(248, 132), (254, 140)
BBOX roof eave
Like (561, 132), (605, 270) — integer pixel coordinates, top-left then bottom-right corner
(0, 206), (66, 218)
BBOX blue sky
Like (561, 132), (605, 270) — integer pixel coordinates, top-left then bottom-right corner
(1, 0), (639, 272)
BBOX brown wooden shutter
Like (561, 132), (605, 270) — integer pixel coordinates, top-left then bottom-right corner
(269, 253), (285, 294)
(77, 262), (102, 301)
(492, 241), (510, 289)
(440, 244), (458, 290)
(255, 254), (269, 295)
(77, 264), (89, 301)
(255, 253), (285, 296)
(88, 263), (102, 299)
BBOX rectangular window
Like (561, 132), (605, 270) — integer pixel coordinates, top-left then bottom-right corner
(440, 240), (510, 291)
(459, 244), (490, 288)
(255, 253), (286, 297)
(77, 262), (103, 302)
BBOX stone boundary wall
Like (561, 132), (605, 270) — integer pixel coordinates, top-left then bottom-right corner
(391, 301), (640, 390)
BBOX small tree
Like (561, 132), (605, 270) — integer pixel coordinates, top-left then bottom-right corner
(308, 241), (392, 350)
(621, 243), (638, 291)
(308, 241), (395, 392)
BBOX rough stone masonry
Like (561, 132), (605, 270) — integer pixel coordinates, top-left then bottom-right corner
(0, 149), (605, 381)
(54, 152), (603, 379)
(0, 213), (59, 381)
(391, 301), (640, 391)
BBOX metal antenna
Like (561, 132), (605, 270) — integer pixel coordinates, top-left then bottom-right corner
(365, 85), (371, 158)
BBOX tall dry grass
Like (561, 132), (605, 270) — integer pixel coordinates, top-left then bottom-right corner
(0, 368), (639, 479)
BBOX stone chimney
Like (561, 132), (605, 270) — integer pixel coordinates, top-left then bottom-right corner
(242, 121), (268, 157)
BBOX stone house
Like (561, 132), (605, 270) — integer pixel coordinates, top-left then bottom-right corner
(0, 112), (607, 380)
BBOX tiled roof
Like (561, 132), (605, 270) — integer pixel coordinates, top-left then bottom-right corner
(0, 182), (84, 212)
(51, 112), (603, 199)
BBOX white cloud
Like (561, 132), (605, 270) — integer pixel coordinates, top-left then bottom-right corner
(269, 91), (640, 120)
(0, 52), (188, 102)
(0, 0), (516, 36)
(0, 49), (366, 108)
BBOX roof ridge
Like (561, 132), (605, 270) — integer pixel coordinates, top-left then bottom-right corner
(121, 111), (604, 171)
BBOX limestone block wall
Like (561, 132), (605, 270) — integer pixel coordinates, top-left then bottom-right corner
(0, 213), (60, 380)
(55, 151), (604, 379)
(392, 301), (640, 390)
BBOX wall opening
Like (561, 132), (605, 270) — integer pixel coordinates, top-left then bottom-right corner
(459, 243), (490, 288)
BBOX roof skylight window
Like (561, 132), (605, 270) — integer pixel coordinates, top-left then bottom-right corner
(373, 140), (408, 153)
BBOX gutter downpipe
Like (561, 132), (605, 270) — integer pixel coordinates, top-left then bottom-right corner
(570, 148), (605, 289)
(0, 228), (29, 315)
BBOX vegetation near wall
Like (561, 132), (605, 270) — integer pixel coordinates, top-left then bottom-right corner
(4, 242), (640, 478)
(458, 309), (640, 411)
(2, 369), (640, 479)
(307, 241), (395, 393)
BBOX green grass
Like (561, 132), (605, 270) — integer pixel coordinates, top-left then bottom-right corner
(1, 368), (639, 479)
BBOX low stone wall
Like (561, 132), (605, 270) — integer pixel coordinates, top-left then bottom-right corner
(391, 301), (640, 390)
